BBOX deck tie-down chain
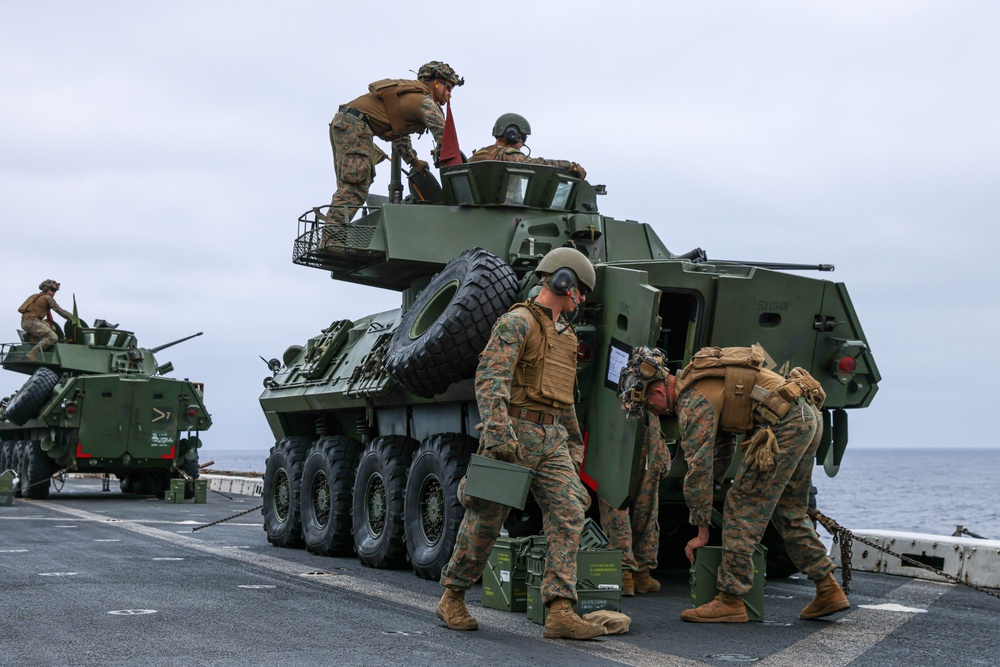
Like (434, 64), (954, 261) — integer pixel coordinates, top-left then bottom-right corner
(809, 508), (1000, 601)
(191, 504), (264, 532)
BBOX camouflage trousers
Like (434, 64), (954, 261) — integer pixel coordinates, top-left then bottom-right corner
(329, 110), (374, 226)
(599, 449), (660, 572)
(719, 402), (834, 595)
(440, 418), (589, 604)
(21, 317), (57, 351)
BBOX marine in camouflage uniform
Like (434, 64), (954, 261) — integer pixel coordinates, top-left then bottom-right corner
(18, 279), (73, 361)
(328, 61), (463, 226)
(676, 360), (849, 623)
(598, 411), (669, 593)
(437, 247), (604, 640)
(469, 113), (587, 179)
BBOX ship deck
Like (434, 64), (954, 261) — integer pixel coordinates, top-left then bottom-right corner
(1, 478), (996, 666)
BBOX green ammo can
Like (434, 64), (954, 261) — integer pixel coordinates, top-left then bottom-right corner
(689, 545), (767, 622)
(463, 454), (534, 509)
(482, 536), (535, 612)
(0, 469), (16, 507)
(165, 478), (185, 503)
(524, 537), (623, 624)
(194, 479), (208, 504)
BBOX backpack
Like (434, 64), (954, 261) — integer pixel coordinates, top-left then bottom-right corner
(676, 344), (766, 433)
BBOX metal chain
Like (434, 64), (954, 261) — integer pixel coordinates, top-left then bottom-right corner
(810, 508), (1000, 601)
(191, 504), (263, 532)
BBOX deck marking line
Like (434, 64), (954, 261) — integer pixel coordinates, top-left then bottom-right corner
(755, 579), (948, 667)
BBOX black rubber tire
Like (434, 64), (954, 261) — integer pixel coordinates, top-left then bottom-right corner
(0, 440), (14, 473)
(4, 368), (59, 426)
(263, 436), (310, 548)
(300, 435), (363, 557)
(12, 441), (27, 497)
(404, 433), (479, 580)
(119, 475), (135, 494)
(353, 435), (418, 568)
(504, 493), (544, 538)
(20, 441), (52, 500)
(384, 247), (519, 398)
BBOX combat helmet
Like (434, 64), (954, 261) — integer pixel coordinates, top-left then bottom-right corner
(619, 346), (675, 419)
(39, 279), (61, 293)
(535, 247), (596, 294)
(492, 113), (531, 144)
(417, 61), (464, 87)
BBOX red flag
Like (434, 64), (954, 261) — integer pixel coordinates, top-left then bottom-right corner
(438, 101), (463, 166)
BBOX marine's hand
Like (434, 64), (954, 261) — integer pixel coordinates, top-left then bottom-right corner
(487, 440), (519, 463)
(685, 527), (710, 564)
(411, 158), (429, 174)
(569, 162), (587, 180)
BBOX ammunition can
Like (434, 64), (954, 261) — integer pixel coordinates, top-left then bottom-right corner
(463, 455), (534, 509)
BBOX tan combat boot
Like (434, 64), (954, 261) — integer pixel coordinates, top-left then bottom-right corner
(634, 570), (661, 593)
(800, 572), (850, 620)
(680, 592), (749, 623)
(26, 348), (40, 362)
(543, 598), (605, 639)
(435, 587), (478, 631)
(622, 570), (635, 597)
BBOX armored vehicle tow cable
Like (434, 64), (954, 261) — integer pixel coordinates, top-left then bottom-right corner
(260, 142), (879, 580)
(810, 509), (1000, 601)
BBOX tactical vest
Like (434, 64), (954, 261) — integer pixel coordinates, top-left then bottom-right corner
(18, 293), (48, 319)
(508, 301), (577, 413)
(469, 145), (526, 163)
(363, 79), (433, 140)
(677, 345), (791, 432)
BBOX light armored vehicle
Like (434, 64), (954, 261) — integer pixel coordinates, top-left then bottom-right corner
(259, 155), (879, 579)
(0, 320), (211, 499)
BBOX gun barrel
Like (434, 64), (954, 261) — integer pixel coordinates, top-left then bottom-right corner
(708, 259), (835, 272)
(150, 332), (204, 354)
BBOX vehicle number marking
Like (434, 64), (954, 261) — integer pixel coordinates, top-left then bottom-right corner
(758, 300), (789, 311)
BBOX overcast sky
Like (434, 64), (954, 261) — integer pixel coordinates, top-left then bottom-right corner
(2, 1), (998, 461)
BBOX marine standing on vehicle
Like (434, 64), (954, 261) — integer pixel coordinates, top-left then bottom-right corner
(17, 279), (74, 362)
(328, 61), (463, 225)
(469, 113), (587, 180)
(665, 345), (850, 623)
(437, 247), (604, 640)
(604, 346), (673, 596)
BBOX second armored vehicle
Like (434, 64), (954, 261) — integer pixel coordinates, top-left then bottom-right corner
(0, 319), (212, 499)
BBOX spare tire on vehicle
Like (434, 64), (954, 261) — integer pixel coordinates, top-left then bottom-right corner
(3, 368), (59, 426)
(384, 247), (519, 398)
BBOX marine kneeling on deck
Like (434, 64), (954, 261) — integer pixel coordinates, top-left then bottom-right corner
(619, 344), (851, 623)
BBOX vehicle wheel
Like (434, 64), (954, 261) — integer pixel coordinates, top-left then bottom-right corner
(20, 441), (52, 500)
(404, 433), (478, 580)
(300, 435), (363, 556)
(0, 440), (14, 472)
(263, 436), (310, 548)
(504, 493), (544, 538)
(384, 248), (519, 398)
(12, 441), (27, 497)
(353, 435), (418, 568)
(763, 485), (819, 579)
(3, 368), (59, 426)
(119, 475), (135, 494)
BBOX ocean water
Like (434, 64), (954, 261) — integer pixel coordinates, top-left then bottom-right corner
(203, 447), (1000, 541)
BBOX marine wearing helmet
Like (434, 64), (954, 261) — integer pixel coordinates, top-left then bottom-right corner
(17, 279), (75, 361)
(326, 60), (464, 228)
(469, 113), (587, 180)
(437, 245), (604, 640)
